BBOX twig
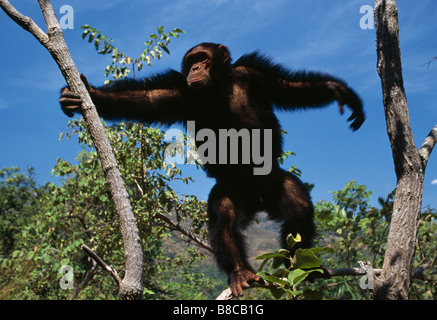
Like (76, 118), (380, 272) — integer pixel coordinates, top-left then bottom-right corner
(132, 175), (212, 252)
(419, 125), (437, 168)
(68, 262), (98, 300)
(81, 244), (122, 286)
(421, 56), (437, 69)
(327, 267), (382, 277)
(153, 212), (213, 252)
(216, 280), (275, 300)
(0, 0), (48, 45)
(413, 256), (437, 280)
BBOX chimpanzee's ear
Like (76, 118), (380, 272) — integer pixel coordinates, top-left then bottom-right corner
(218, 45), (231, 64)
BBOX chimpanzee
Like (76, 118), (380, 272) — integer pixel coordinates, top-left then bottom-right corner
(59, 42), (364, 296)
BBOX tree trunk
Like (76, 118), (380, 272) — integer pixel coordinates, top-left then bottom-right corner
(0, 0), (144, 299)
(373, 0), (426, 300)
(37, 0), (144, 300)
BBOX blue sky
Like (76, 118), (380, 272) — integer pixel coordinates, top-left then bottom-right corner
(1, 0), (436, 209)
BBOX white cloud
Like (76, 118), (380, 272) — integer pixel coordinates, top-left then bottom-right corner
(431, 179), (437, 185)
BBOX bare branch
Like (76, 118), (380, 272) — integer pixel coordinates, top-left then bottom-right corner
(81, 245), (122, 286)
(413, 256), (437, 280)
(216, 257), (435, 300)
(216, 279), (278, 300)
(153, 212), (213, 252)
(68, 260), (98, 300)
(216, 288), (235, 300)
(419, 125), (437, 168)
(0, 0), (48, 46)
(216, 265), (383, 300)
(327, 267), (382, 277)
(421, 56), (437, 69)
(132, 175), (212, 252)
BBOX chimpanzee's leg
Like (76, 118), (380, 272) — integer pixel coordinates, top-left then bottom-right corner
(207, 182), (263, 297)
(264, 169), (315, 253)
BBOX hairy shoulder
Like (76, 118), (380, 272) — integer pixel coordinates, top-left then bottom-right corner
(232, 51), (336, 83)
(232, 51), (283, 77)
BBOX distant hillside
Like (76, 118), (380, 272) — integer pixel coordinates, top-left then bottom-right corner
(246, 212), (281, 266)
(163, 211), (282, 299)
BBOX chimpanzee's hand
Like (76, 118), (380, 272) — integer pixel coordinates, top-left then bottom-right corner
(327, 81), (365, 131)
(59, 74), (92, 117)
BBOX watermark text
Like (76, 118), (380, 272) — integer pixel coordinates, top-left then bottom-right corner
(164, 121), (273, 175)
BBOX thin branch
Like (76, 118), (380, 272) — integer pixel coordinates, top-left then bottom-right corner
(81, 244), (122, 286)
(132, 175), (213, 252)
(421, 56), (437, 69)
(216, 266), (382, 300)
(153, 212), (213, 252)
(327, 267), (382, 277)
(68, 262), (98, 300)
(216, 281), (272, 300)
(419, 125), (437, 168)
(413, 256), (437, 280)
(0, 0), (48, 46)
(216, 258), (436, 300)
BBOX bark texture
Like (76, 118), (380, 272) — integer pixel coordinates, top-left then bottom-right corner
(373, 0), (435, 299)
(0, 0), (143, 299)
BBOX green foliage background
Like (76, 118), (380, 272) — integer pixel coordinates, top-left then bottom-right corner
(0, 120), (221, 299)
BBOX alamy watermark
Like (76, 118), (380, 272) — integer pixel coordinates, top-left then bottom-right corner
(359, 261), (374, 290)
(164, 121), (273, 175)
(59, 4), (376, 31)
(59, 5), (74, 30)
(59, 264), (74, 290)
(360, 5), (374, 30)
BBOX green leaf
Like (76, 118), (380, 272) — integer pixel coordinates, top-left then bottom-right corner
(88, 31), (98, 43)
(303, 289), (323, 300)
(288, 268), (323, 287)
(272, 256), (286, 269)
(160, 43), (170, 54)
(272, 268), (289, 278)
(257, 271), (288, 286)
(270, 287), (285, 299)
(286, 233), (301, 248)
(282, 288), (304, 297)
(81, 27), (92, 39)
(288, 268), (308, 286)
(292, 248), (321, 269)
(256, 249), (289, 271)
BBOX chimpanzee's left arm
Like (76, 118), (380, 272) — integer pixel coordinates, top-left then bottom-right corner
(270, 70), (364, 130)
(234, 52), (365, 130)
